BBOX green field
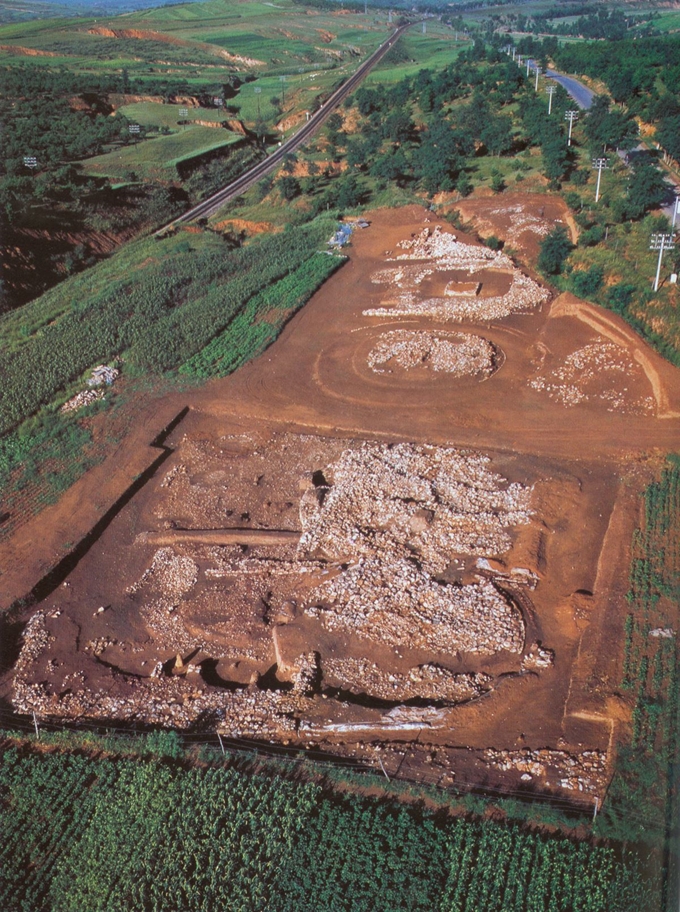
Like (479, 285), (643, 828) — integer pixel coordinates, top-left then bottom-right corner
(118, 100), (225, 128)
(367, 24), (470, 85)
(0, 736), (656, 912)
(80, 126), (241, 179)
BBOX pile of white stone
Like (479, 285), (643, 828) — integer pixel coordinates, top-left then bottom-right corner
(365, 272), (548, 324)
(394, 226), (514, 272)
(298, 443), (532, 574)
(127, 547), (198, 598)
(323, 656), (492, 702)
(371, 264), (435, 287)
(366, 225), (549, 324)
(60, 389), (105, 413)
(487, 205), (552, 237)
(12, 610), (306, 736)
(299, 443), (532, 657)
(126, 548), (202, 652)
(529, 341), (655, 413)
(367, 330), (498, 377)
(483, 747), (607, 793)
(309, 563), (522, 655)
(521, 642), (555, 671)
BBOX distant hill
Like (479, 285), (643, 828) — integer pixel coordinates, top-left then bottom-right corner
(0, 0), (206, 23)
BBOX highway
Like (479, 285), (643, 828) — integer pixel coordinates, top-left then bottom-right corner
(157, 23), (410, 234)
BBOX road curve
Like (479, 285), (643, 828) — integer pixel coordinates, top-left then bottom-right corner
(545, 68), (594, 110)
(157, 24), (410, 234)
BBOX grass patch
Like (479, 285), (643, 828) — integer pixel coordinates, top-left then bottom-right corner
(80, 127), (242, 181)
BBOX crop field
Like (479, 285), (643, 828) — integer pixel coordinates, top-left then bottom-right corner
(0, 741), (655, 912)
(117, 100), (224, 128)
(0, 215), (336, 436)
(367, 25), (469, 85)
(80, 126), (242, 180)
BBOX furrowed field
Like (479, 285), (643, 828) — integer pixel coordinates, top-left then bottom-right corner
(597, 455), (680, 848)
(0, 214), (338, 437)
(0, 739), (655, 912)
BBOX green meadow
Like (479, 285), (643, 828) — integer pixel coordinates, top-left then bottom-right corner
(80, 126), (242, 180)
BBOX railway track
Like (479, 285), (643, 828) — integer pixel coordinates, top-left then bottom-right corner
(157, 23), (410, 234)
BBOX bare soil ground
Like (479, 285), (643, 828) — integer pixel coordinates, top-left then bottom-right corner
(4, 199), (680, 803)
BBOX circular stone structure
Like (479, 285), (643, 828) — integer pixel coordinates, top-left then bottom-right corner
(367, 329), (500, 377)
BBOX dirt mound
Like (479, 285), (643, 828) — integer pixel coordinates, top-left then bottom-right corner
(529, 340), (655, 414)
(455, 194), (577, 259)
(0, 44), (58, 57)
(213, 218), (277, 236)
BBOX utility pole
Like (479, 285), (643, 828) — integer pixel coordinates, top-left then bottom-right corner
(534, 64), (541, 92)
(673, 193), (680, 230)
(280, 75), (286, 107)
(32, 711), (40, 741)
(512, 47), (516, 61)
(650, 232), (675, 292)
(526, 57), (531, 77)
(545, 84), (555, 114)
(217, 733), (226, 756)
(565, 110), (578, 146)
(593, 797), (599, 821)
(254, 86), (261, 118)
(422, 21), (426, 34)
(592, 157), (609, 202)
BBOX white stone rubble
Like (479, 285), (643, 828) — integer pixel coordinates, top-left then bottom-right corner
(367, 330), (499, 377)
(483, 748), (606, 794)
(529, 341), (655, 413)
(299, 443), (532, 656)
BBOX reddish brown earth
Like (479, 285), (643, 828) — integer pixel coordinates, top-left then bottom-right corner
(3, 199), (680, 802)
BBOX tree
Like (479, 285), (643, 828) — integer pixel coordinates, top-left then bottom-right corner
(480, 113), (513, 156)
(585, 95), (638, 151)
(571, 265), (604, 297)
(456, 172), (473, 197)
(655, 115), (680, 162)
(277, 176), (300, 201)
(538, 225), (573, 275)
(336, 174), (362, 210)
(625, 157), (668, 219)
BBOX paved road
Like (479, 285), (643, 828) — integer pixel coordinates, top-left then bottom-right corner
(157, 24), (409, 234)
(544, 67), (680, 222)
(545, 68), (594, 110)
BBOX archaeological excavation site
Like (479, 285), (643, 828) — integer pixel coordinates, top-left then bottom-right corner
(5, 201), (680, 804)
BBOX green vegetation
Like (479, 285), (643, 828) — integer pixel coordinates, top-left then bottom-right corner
(0, 737), (655, 911)
(597, 457), (680, 850)
(538, 226), (573, 275)
(80, 125), (243, 181)
(181, 250), (345, 379)
(0, 215), (335, 435)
